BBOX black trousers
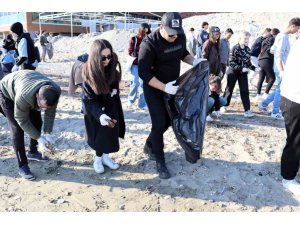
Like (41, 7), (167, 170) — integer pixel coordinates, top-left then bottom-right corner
(220, 63), (227, 80)
(257, 59), (276, 95)
(280, 96), (300, 180)
(223, 68), (251, 111)
(144, 85), (171, 162)
(22, 63), (36, 70)
(0, 90), (42, 168)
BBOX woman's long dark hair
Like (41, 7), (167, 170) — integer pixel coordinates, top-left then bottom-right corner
(83, 39), (122, 95)
(209, 27), (221, 49)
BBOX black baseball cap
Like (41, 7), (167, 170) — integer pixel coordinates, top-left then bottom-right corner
(161, 12), (184, 35)
(211, 26), (220, 33)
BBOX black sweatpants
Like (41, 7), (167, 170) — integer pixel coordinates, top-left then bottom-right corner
(223, 68), (251, 112)
(143, 84), (171, 162)
(280, 96), (300, 180)
(22, 63), (36, 70)
(0, 90), (42, 168)
(257, 59), (276, 95)
(220, 63), (227, 80)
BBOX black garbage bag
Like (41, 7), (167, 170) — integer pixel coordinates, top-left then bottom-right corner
(164, 61), (209, 164)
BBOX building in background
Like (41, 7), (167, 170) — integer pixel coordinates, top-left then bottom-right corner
(0, 12), (213, 38)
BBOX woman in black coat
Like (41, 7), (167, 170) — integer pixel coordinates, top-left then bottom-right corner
(82, 39), (125, 174)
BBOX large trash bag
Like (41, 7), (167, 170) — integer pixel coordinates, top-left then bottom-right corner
(164, 61), (209, 164)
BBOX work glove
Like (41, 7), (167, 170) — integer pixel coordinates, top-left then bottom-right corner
(193, 58), (207, 67)
(164, 80), (179, 95)
(11, 65), (20, 72)
(110, 89), (117, 97)
(242, 68), (249, 73)
(44, 133), (55, 145)
(100, 114), (111, 126)
(37, 135), (52, 152)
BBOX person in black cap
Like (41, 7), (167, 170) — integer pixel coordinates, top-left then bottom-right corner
(138, 12), (204, 179)
(10, 22), (38, 71)
(201, 26), (222, 76)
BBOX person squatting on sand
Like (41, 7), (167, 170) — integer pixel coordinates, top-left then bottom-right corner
(259, 17), (300, 120)
(206, 74), (227, 122)
(222, 31), (259, 118)
(81, 39), (125, 174)
(138, 12), (203, 179)
(0, 70), (61, 180)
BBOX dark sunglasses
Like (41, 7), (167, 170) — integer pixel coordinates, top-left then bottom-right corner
(102, 54), (112, 61)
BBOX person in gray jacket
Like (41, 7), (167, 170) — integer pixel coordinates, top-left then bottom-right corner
(219, 28), (234, 79)
(0, 70), (61, 180)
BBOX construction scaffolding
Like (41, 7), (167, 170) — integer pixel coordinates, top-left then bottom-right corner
(38, 12), (162, 36)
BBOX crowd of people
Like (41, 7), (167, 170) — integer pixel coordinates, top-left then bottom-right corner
(1, 13), (300, 196)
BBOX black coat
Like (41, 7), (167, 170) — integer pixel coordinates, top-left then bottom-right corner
(82, 80), (125, 153)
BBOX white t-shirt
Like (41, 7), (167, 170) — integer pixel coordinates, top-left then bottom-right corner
(18, 38), (38, 68)
(281, 38), (300, 104)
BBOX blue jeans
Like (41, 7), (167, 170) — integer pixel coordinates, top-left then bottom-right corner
(196, 46), (202, 58)
(128, 65), (147, 108)
(207, 96), (227, 113)
(261, 72), (281, 114)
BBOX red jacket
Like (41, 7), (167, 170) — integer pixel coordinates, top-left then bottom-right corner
(128, 36), (143, 65)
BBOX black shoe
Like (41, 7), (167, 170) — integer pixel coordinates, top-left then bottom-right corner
(156, 161), (171, 179)
(27, 151), (49, 162)
(143, 143), (156, 160)
(18, 165), (35, 180)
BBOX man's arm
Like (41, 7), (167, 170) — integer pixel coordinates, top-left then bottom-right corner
(274, 36), (286, 72)
(182, 54), (194, 65)
(148, 77), (166, 91)
(14, 97), (41, 140)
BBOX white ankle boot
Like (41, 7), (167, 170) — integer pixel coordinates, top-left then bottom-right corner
(102, 154), (120, 170)
(93, 156), (105, 174)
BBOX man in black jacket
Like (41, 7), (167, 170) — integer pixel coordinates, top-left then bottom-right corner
(10, 22), (38, 72)
(138, 12), (197, 179)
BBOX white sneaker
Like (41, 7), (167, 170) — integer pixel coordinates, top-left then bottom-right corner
(258, 104), (271, 114)
(206, 115), (214, 122)
(255, 94), (262, 102)
(102, 154), (120, 170)
(93, 156), (105, 174)
(271, 113), (284, 120)
(139, 106), (148, 111)
(282, 179), (300, 195)
(244, 110), (255, 118)
(262, 93), (269, 100)
(220, 107), (227, 113)
(212, 110), (222, 118)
